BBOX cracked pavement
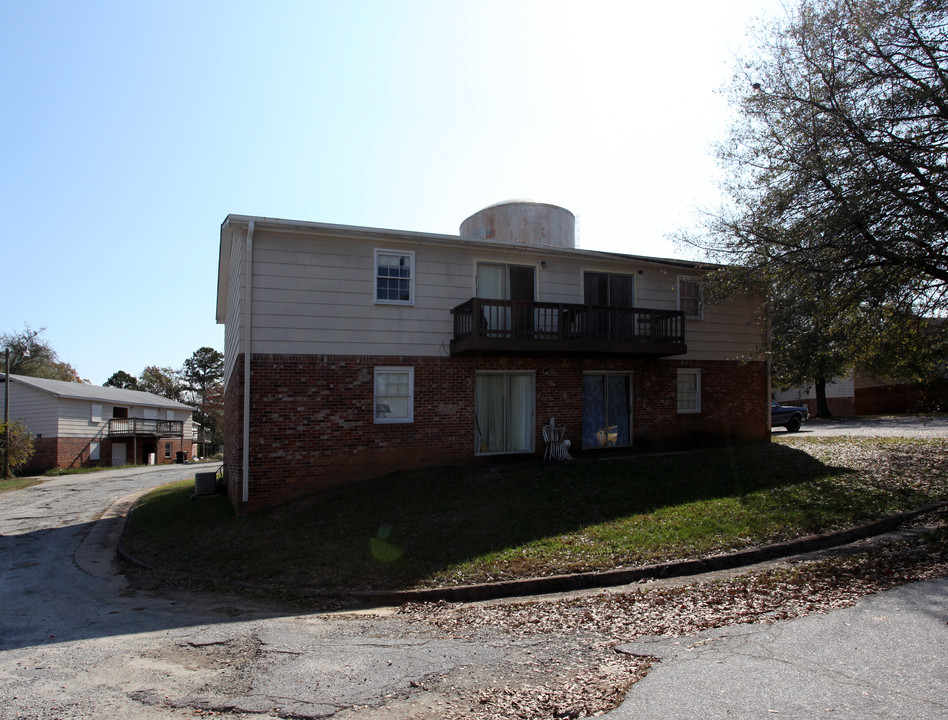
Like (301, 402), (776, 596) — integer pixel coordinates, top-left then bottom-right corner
(0, 465), (576, 719)
(1, 457), (946, 719)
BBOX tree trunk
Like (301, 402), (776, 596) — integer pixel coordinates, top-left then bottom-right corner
(814, 376), (833, 418)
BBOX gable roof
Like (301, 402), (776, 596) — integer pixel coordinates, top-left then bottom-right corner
(2, 374), (194, 411)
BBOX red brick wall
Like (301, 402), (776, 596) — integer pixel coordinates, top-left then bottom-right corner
(21, 435), (193, 475)
(855, 380), (948, 415)
(226, 353), (768, 512)
(796, 397), (855, 417)
(224, 357), (245, 508)
(24, 437), (58, 475)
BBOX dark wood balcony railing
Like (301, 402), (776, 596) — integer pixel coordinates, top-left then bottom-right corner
(108, 418), (185, 438)
(450, 299), (687, 356)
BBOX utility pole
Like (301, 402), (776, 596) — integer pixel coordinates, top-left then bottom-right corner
(4, 348), (10, 479)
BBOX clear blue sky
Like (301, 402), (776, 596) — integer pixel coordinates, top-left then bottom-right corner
(2, 0), (782, 385)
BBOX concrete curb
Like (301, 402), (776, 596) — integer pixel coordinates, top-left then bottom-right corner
(114, 491), (948, 606)
(353, 501), (948, 604)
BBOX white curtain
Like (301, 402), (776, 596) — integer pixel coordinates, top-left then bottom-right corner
(477, 264), (510, 335)
(476, 373), (534, 453)
(476, 264), (505, 299)
(476, 374), (505, 453)
(507, 374), (534, 452)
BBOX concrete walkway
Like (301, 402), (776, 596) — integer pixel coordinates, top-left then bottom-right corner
(607, 576), (948, 719)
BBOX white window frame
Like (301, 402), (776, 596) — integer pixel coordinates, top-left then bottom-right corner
(144, 407), (158, 420)
(91, 404), (102, 423)
(374, 367), (414, 423)
(677, 369), (701, 414)
(89, 441), (100, 461)
(375, 249), (415, 305)
(678, 275), (704, 319)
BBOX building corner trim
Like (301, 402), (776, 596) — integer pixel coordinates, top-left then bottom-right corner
(242, 221), (254, 503)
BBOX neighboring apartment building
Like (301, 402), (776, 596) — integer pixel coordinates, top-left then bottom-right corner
(774, 370), (947, 416)
(217, 202), (769, 512)
(0, 374), (196, 473)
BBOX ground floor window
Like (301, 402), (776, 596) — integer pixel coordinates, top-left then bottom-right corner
(164, 442), (172, 458)
(677, 369), (701, 413)
(374, 367), (414, 423)
(582, 373), (632, 448)
(475, 372), (535, 454)
(89, 441), (100, 461)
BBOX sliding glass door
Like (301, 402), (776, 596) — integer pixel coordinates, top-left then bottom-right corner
(582, 373), (632, 448)
(476, 263), (535, 336)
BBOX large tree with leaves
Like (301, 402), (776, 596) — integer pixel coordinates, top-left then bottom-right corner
(137, 365), (184, 402)
(181, 347), (224, 453)
(1, 325), (83, 382)
(103, 370), (139, 390)
(694, 0), (947, 403)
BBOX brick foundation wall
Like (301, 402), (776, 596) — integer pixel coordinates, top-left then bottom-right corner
(855, 380), (948, 415)
(21, 435), (194, 475)
(226, 353), (768, 513)
(224, 358), (245, 508)
(24, 437), (59, 475)
(797, 396), (855, 417)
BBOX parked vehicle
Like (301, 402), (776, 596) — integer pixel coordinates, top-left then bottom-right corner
(771, 399), (808, 432)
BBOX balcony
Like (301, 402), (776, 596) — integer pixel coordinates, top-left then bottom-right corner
(108, 418), (185, 438)
(450, 299), (687, 356)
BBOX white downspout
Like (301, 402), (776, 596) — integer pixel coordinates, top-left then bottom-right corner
(242, 221), (254, 503)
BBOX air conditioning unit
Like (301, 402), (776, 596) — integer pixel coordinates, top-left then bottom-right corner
(193, 471), (218, 497)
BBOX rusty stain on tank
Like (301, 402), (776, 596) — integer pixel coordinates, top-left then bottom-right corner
(460, 200), (575, 249)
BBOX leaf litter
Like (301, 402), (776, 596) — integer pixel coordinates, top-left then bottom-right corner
(385, 437), (948, 719)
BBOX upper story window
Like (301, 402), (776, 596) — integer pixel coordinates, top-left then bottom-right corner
(375, 250), (415, 305)
(112, 406), (128, 419)
(91, 404), (103, 423)
(678, 276), (703, 319)
(584, 271), (634, 308)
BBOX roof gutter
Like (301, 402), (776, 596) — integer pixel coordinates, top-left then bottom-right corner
(242, 220), (254, 504)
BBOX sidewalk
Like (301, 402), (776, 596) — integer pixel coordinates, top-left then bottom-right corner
(606, 576), (948, 719)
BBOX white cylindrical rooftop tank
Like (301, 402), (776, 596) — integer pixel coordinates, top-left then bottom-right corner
(460, 200), (575, 249)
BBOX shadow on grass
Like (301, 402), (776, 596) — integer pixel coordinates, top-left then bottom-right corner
(125, 443), (926, 594)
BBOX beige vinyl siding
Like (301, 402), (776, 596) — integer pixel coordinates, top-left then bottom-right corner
(775, 374), (855, 403)
(652, 268), (765, 362)
(246, 230), (471, 356)
(57, 399), (194, 439)
(223, 227), (246, 388)
(57, 397), (110, 439)
(1, 382), (58, 437)
(239, 228), (763, 361)
(679, 293), (765, 361)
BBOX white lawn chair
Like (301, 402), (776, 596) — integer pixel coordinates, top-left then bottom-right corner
(542, 418), (571, 461)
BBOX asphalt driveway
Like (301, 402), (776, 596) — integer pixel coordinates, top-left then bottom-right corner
(607, 576), (948, 719)
(777, 415), (948, 438)
(2, 435), (945, 719)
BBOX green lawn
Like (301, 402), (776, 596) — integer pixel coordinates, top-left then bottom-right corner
(0, 475), (46, 494)
(123, 437), (948, 593)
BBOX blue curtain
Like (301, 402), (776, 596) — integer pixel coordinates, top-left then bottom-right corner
(582, 374), (631, 448)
